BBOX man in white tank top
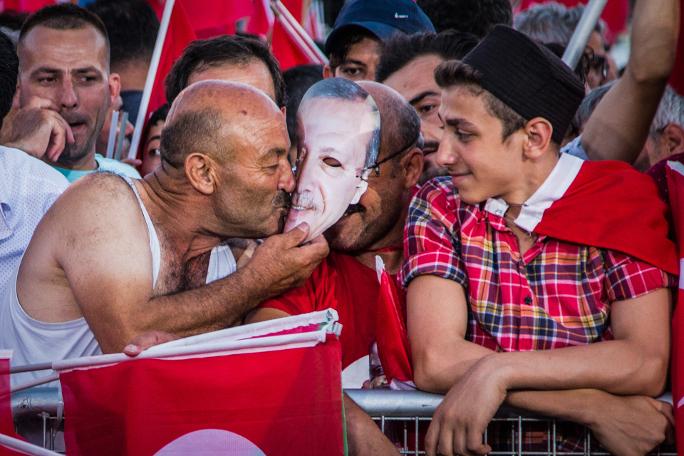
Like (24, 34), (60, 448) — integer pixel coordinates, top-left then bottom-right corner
(0, 80), (329, 381)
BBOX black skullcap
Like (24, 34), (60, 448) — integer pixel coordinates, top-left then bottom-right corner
(463, 25), (584, 144)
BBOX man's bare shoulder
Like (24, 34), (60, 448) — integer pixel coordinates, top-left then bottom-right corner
(38, 172), (151, 255)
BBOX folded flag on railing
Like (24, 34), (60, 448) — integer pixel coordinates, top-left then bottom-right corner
(668, 161), (684, 455)
(375, 257), (415, 390)
(55, 310), (344, 456)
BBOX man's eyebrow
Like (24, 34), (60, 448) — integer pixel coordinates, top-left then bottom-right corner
(409, 90), (439, 106)
(261, 147), (288, 160)
(341, 59), (367, 68)
(145, 135), (161, 146)
(73, 66), (102, 74)
(30, 67), (62, 76)
(440, 114), (476, 129)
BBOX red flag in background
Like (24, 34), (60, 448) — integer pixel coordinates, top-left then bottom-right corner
(0, 0), (56, 13)
(180, 0), (253, 38)
(669, 0), (684, 96)
(60, 315), (344, 456)
(147, 0), (197, 116)
(374, 257), (415, 390)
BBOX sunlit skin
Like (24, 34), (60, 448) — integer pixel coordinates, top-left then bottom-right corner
(383, 54), (447, 183)
(435, 85), (557, 207)
(285, 96), (378, 242)
(325, 37), (382, 82)
(17, 25), (118, 169)
(188, 59), (277, 103)
(141, 121), (163, 176)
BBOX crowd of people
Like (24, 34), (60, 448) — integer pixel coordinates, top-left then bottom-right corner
(0, 0), (682, 455)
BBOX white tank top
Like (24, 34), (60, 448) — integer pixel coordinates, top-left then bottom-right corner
(0, 176), (236, 386)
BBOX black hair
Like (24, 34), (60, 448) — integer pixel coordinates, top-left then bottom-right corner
(0, 30), (18, 125)
(87, 0), (159, 68)
(164, 35), (285, 107)
(376, 30), (478, 83)
(19, 4), (109, 53)
(283, 64), (323, 145)
(435, 60), (526, 140)
(0, 11), (28, 32)
(416, 0), (512, 37)
(327, 25), (379, 70)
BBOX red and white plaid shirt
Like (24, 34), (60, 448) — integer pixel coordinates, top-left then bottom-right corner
(401, 177), (674, 352)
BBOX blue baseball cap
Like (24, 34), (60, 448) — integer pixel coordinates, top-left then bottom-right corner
(325, 0), (435, 54)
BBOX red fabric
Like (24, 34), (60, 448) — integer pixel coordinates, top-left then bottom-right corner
(262, 252), (404, 372)
(0, 355), (26, 455)
(515, 0), (629, 44)
(179, 0), (253, 39)
(668, 163), (684, 454)
(269, 0), (318, 70)
(147, 0), (197, 115)
(61, 339), (343, 455)
(669, 0), (684, 96)
(533, 160), (679, 275)
(0, 0), (55, 13)
(376, 267), (412, 385)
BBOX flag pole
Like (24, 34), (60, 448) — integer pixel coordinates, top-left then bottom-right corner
(562, 0), (608, 69)
(0, 433), (61, 456)
(127, 0), (177, 160)
(271, 0), (328, 64)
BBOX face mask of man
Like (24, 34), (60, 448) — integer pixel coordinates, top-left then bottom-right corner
(284, 79), (381, 242)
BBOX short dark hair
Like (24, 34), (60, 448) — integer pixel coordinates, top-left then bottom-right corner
(283, 64), (323, 144)
(160, 108), (224, 168)
(0, 30), (18, 125)
(376, 30), (478, 83)
(164, 35), (285, 107)
(87, 0), (159, 68)
(416, 0), (512, 37)
(327, 25), (379, 70)
(435, 60), (526, 139)
(19, 4), (109, 57)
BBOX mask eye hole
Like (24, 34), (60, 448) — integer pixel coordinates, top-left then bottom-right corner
(322, 157), (342, 168)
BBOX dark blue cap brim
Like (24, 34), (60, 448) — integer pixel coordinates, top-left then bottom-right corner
(325, 21), (403, 54)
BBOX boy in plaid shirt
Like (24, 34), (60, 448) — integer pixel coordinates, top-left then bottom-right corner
(402, 26), (678, 456)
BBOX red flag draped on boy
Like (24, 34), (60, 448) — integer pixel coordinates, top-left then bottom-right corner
(58, 312), (345, 455)
(668, 161), (684, 454)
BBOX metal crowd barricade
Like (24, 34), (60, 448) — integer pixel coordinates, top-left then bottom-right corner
(11, 388), (678, 455)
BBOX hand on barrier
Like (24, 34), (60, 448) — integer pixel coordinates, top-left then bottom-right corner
(586, 392), (672, 456)
(244, 222), (329, 297)
(425, 356), (501, 456)
(123, 331), (179, 357)
(1, 96), (75, 162)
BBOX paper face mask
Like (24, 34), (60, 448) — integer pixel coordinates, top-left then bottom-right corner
(284, 78), (381, 242)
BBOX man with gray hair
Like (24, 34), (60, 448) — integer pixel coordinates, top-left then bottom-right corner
(514, 1), (616, 88)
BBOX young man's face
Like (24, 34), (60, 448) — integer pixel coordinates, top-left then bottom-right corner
(18, 25), (115, 167)
(436, 85), (523, 204)
(383, 54), (447, 183)
(333, 37), (381, 81)
(285, 96), (379, 241)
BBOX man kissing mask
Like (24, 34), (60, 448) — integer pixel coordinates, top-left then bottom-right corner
(284, 78), (381, 242)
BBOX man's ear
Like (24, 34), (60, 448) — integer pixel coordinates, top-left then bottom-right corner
(184, 153), (217, 195)
(662, 123), (684, 156)
(108, 73), (121, 105)
(322, 65), (334, 79)
(522, 117), (553, 159)
(402, 147), (424, 189)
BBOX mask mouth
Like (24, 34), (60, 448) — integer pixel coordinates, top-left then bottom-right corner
(290, 192), (316, 211)
(343, 203), (365, 217)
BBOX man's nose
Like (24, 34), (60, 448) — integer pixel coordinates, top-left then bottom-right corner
(59, 79), (78, 110)
(279, 160), (296, 193)
(435, 134), (458, 168)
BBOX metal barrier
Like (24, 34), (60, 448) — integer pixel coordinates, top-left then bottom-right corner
(11, 388), (678, 455)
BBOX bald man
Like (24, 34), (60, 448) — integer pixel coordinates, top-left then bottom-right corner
(0, 81), (328, 384)
(249, 81), (424, 455)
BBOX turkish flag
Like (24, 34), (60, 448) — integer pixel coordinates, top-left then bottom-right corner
(514, 154), (678, 275)
(0, 0), (56, 13)
(668, 161), (684, 454)
(374, 258), (414, 390)
(60, 323), (344, 455)
(147, 0), (197, 115)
